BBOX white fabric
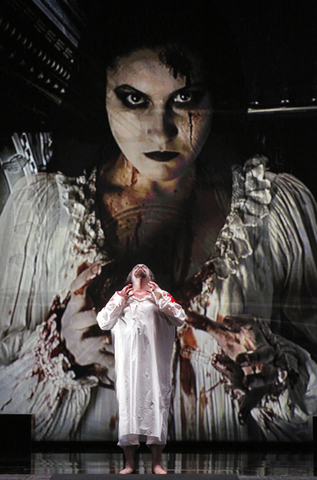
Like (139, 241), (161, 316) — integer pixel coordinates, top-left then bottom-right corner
(0, 173), (117, 441)
(118, 434), (164, 446)
(0, 157), (317, 441)
(97, 290), (185, 444)
(172, 158), (317, 442)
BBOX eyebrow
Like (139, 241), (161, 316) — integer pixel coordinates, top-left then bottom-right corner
(115, 84), (146, 95)
(115, 82), (208, 98)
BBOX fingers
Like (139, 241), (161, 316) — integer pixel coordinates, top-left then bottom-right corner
(62, 309), (97, 342)
(75, 336), (115, 368)
(147, 281), (159, 295)
(70, 262), (104, 296)
(187, 310), (231, 334)
(212, 353), (280, 425)
(186, 311), (275, 366)
(236, 344), (275, 366)
(186, 310), (215, 332)
(62, 263), (104, 325)
(63, 310), (116, 368)
(237, 386), (269, 425)
(186, 311), (244, 359)
(95, 345), (115, 369)
(212, 353), (245, 389)
(243, 364), (278, 390)
(222, 314), (256, 331)
(119, 284), (133, 297)
(67, 310), (97, 331)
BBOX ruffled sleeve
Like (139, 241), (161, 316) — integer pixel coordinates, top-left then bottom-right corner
(201, 155), (317, 338)
(0, 171), (109, 440)
(0, 173), (68, 351)
(188, 155), (317, 441)
(210, 155), (272, 280)
(268, 172), (317, 352)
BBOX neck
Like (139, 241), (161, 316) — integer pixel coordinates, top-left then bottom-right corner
(133, 277), (149, 292)
(100, 153), (196, 197)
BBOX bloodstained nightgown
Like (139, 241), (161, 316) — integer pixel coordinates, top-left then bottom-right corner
(96, 289), (185, 444)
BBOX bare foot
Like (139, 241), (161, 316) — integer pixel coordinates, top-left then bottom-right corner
(119, 466), (135, 474)
(153, 465), (167, 474)
(120, 445), (138, 474)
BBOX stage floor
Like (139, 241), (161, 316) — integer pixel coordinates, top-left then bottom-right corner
(0, 443), (315, 477)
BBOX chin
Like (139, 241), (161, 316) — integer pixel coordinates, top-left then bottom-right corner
(141, 163), (194, 183)
(134, 271), (146, 278)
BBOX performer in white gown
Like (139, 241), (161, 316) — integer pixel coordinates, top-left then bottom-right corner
(97, 264), (185, 474)
(1, 1), (317, 448)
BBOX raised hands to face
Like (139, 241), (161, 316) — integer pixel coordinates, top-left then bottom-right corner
(118, 280), (161, 299)
(148, 281), (163, 300)
(60, 262), (114, 368)
(118, 283), (133, 298)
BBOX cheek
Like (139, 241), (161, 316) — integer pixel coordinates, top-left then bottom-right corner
(191, 111), (212, 143)
(108, 107), (145, 142)
(177, 110), (212, 149)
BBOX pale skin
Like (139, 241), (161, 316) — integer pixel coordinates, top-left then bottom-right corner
(60, 47), (223, 367)
(58, 46), (281, 442)
(99, 48), (228, 272)
(105, 48), (212, 184)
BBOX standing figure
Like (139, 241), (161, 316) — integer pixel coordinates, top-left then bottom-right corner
(0, 1), (317, 446)
(97, 264), (185, 474)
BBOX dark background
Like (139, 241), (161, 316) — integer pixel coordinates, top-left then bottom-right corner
(1, 1), (317, 195)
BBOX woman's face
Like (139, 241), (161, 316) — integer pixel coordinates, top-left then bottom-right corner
(106, 49), (212, 182)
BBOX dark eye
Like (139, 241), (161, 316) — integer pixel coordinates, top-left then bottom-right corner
(173, 92), (193, 104)
(114, 87), (150, 109)
(126, 93), (146, 106)
(172, 89), (208, 109)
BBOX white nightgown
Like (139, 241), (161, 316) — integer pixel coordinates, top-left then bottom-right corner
(97, 289), (185, 444)
(1, 156), (317, 442)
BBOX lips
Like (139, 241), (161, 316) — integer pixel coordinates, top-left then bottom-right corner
(144, 151), (179, 162)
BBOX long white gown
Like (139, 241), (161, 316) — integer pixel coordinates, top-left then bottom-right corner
(96, 290), (185, 444)
(1, 156), (317, 442)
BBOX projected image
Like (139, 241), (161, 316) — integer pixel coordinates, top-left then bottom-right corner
(0, 2), (317, 443)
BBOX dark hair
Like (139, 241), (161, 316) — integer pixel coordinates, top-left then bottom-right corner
(97, 0), (246, 115)
(126, 265), (155, 284)
(55, 1), (246, 175)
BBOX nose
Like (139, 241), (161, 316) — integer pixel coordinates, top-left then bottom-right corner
(146, 106), (178, 142)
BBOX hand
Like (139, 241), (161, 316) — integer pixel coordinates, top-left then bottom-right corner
(118, 284), (133, 299)
(61, 262), (115, 368)
(185, 311), (286, 423)
(148, 281), (163, 300)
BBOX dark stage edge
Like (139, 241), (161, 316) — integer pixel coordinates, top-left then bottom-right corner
(51, 475), (239, 479)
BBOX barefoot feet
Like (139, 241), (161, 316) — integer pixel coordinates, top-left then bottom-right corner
(120, 445), (138, 474)
(119, 466), (135, 474)
(150, 444), (166, 474)
(153, 464), (167, 474)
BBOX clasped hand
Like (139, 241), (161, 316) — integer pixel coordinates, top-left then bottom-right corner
(185, 310), (287, 424)
(60, 262), (115, 368)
